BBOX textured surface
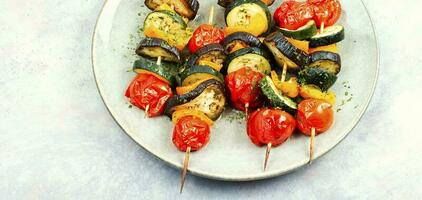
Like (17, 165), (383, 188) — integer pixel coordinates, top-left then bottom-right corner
(0, 0), (421, 199)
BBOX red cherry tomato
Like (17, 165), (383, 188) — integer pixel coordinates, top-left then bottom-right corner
(225, 67), (265, 111)
(297, 99), (334, 136)
(188, 24), (225, 53)
(274, 0), (314, 30)
(247, 108), (296, 147)
(307, 0), (341, 27)
(172, 115), (211, 152)
(125, 73), (173, 117)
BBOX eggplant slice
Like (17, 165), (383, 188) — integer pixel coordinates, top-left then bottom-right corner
(144, 0), (199, 20)
(222, 32), (264, 53)
(165, 79), (226, 120)
(186, 44), (227, 69)
(136, 37), (181, 62)
(264, 32), (309, 70)
(309, 51), (341, 75)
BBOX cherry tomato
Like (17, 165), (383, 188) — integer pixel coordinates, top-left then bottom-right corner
(188, 24), (225, 53)
(125, 73), (173, 117)
(247, 108), (296, 147)
(297, 99), (334, 136)
(274, 0), (314, 30)
(307, 0), (341, 27)
(172, 115), (211, 152)
(225, 67), (264, 111)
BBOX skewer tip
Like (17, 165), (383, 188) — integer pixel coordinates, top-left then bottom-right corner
(180, 147), (191, 194)
(144, 105), (150, 118)
(309, 128), (316, 164)
(264, 143), (272, 171)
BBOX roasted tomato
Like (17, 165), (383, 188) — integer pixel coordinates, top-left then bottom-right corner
(225, 67), (265, 111)
(247, 108), (296, 147)
(188, 24), (225, 53)
(172, 115), (211, 152)
(297, 99), (334, 135)
(274, 0), (314, 30)
(125, 73), (173, 117)
(307, 0), (342, 27)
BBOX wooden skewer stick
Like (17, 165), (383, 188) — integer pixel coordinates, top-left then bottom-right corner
(320, 22), (325, 34)
(309, 127), (316, 164)
(245, 103), (250, 118)
(264, 142), (272, 171)
(144, 105), (150, 118)
(208, 6), (215, 25)
(180, 146), (191, 194)
(157, 56), (162, 66)
(281, 62), (288, 82)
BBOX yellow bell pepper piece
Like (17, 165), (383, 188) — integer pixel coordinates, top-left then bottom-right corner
(300, 85), (336, 105)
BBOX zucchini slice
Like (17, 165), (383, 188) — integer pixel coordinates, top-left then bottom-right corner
(277, 20), (318, 40)
(165, 79), (226, 120)
(218, 0), (274, 7)
(298, 67), (338, 92)
(260, 76), (297, 113)
(179, 65), (225, 86)
(224, 47), (271, 75)
(309, 25), (345, 48)
(225, 0), (272, 36)
(186, 44), (226, 71)
(222, 32), (264, 53)
(133, 57), (179, 86)
(264, 32), (309, 70)
(144, 0), (199, 20)
(143, 10), (191, 50)
(309, 51), (341, 75)
(136, 37), (181, 62)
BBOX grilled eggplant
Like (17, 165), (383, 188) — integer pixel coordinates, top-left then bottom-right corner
(309, 51), (341, 75)
(186, 44), (226, 71)
(222, 32), (264, 53)
(136, 37), (181, 62)
(264, 32), (309, 70)
(165, 79), (226, 120)
(144, 0), (199, 20)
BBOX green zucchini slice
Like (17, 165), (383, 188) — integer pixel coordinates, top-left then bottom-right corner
(260, 76), (297, 113)
(144, 0), (199, 20)
(132, 57), (179, 86)
(144, 10), (187, 31)
(309, 51), (341, 75)
(224, 47), (271, 75)
(298, 67), (338, 91)
(225, 0), (272, 35)
(264, 32), (309, 70)
(179, 65), (225, 86)
(165, 79), (226, 120)
(309, 25), (345, 48)
(136, 37), (181, 62)
(276, 20), (318, 40)
(222, 32), (264, 53)
(186, 44), (226, 70)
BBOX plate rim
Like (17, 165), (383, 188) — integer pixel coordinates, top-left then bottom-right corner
(91, 0), (380, 181)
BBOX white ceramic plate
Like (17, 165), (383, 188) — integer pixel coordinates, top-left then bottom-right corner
(92, 0), (378, 181)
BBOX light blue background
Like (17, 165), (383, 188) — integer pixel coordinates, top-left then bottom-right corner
(1, 0), (421, 199)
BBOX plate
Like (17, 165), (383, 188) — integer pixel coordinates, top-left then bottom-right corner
(92, 0), (378, 181)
